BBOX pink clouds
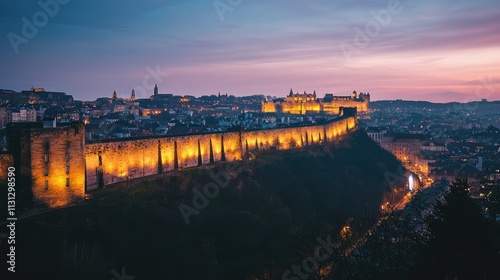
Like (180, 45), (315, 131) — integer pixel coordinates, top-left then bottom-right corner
(1, 0), (499, 102)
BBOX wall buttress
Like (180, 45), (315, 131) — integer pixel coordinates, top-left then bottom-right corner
(221, 135), (226, 161)
(209, 138), (215, 164)
(158, 140), (162, 174)
(238, 130), (244, 161)
(174, 140), (179, 169)
(197, 139), (202, 166)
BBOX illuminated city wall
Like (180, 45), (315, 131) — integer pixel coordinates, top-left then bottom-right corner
(4, 114), (356, 208)
(85, 138), (161, 189)
(324, 115), (357, 140)
(241, 115), (356, 154)
(30, 123), (86, 208)
(84, 115), (356, 191)
(85, 132), (243, 191)
(215, 132), (242, 162)
(242, 125), (324, 152)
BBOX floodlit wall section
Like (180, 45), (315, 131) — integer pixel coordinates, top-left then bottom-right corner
(30, 124), (86, 208)
(85, 139), (160, 189)
(84, 116), (356, 191)
(85, 132), (243, 191)
(241, 115), (356, 153)
(324, 115), (357, 141)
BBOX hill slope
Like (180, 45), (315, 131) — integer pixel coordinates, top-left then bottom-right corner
(2, 129), (405, 280)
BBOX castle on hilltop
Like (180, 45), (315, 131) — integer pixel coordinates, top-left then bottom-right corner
(0, 109), (357, 209)
(261, 89), (370, 115)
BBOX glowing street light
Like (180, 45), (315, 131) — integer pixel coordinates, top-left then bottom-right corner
(341, 225), (352, 240)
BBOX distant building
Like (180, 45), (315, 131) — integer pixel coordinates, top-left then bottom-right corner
(414, 150), (441, 174)
(150, 84), (176, 101)
(113, 104), (127, 113)
(385, 134), (426, 164)
(22, 87), (74, 105)
(1, 106), (37, 124)
(366, 126), (386, 144)
(429, 162), (484, 184)
(421, 141), (446, 152)
(261, 89), (370, 115)
(130, 89), (136, 101)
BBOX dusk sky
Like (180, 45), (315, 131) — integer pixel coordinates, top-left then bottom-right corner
(1, 0), (499, 102)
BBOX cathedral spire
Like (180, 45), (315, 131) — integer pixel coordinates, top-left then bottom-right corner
(112, 90), (117, 101)
(154, 84), (158, 96)
(289, 88), (293, 97)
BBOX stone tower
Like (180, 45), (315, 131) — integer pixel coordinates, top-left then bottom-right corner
(130, 89), (136, 101)
(6, 122), (86, 208)
(154, 84), (158, 96)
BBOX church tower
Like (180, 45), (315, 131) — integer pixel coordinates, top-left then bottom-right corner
(112, 90), (117, 101)
(130, 89), (136, 101)
(154, 84), (158, 96)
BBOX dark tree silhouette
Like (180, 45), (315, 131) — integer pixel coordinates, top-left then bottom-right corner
(414, 178), (499, 280)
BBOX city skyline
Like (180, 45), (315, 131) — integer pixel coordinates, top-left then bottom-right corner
(1, 0), (499, 102)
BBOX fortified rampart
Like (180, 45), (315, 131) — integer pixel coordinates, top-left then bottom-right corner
(1, 113), (357, 208)
(84, 131), (242, 190)
(84, 114), (356, 191)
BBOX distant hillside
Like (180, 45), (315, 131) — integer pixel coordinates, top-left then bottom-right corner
(2, 129), (405, 280)
(371, 100), (500, 112)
